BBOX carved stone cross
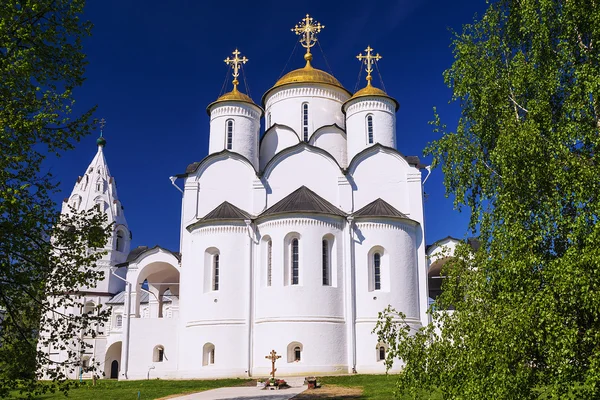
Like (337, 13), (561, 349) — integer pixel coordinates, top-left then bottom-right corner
(265, 349), (281, 380)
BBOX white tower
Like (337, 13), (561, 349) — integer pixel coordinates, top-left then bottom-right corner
(206, 49), (262, 170)
(343, 46), (399, 160)
(62, 128), (130, 295)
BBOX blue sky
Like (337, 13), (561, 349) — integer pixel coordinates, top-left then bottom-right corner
(48, 0), (488, 252)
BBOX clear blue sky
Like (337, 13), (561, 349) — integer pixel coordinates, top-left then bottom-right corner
(48, 0), (488, 252)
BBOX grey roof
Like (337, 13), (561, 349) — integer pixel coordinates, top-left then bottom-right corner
(106, 289), (175, 305)
(117, 245), (181, 267)
(200, 201), (252, 222)
(353, 198), (409, 219)
(261, 186), (346, 217)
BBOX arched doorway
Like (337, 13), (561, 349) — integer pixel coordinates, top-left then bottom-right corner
(104, 341), (122, 379)
(110, 360), (119, 379)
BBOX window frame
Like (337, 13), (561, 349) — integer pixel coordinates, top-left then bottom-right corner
(291, 238), (299, 285)
(302, 103), (309, 141)
(366, 114), (374, 144)
(225, 119), (234, 150)
(322, 239), (330, 286)
(267, 239), (272, 286)
(212, 254), (220, 291)
(373, 252), (381, 291)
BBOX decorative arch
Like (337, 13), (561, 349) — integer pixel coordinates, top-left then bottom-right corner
(260, 142), (344, 178)
(202, 343), (215, 366)
(346, 143), (412, 175)
(287, 341), (303, 363)
(83, 301), (95, 315)
(185, 149), (258, 179)
(69, 194), (82, 210)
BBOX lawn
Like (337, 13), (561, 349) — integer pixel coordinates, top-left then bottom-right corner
(316, 375), (441, 400)
(9, 378), (251, 400)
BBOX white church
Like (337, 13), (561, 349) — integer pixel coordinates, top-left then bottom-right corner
(50, 15), (455, 380)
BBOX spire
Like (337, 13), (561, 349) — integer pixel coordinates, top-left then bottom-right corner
(291, 14), (324, 67)
(356, 46), (382, 87)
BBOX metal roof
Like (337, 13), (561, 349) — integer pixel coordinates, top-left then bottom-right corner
(353, 198), (408, 219)
(261, 186), (346, 218)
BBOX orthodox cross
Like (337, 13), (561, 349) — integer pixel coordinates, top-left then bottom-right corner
(357, 46), (382, 85)
(291, 14), (324, 59)
(99, 118), (106, 135)
(224, 49), (248, 90)
(265, 349), (281, 380)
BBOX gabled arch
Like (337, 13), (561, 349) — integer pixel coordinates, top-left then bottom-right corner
(260, 142), (344, 178)
(259, 123), (301, 145)
(178, 149), (258, 179)
(308, 123), (346, 142)
(346, 143), (413, 175)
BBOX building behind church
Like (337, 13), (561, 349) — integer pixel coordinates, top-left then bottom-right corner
(44, 15), (454, 380)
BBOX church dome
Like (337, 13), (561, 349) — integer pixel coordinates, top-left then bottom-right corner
(262, 57), (350, 104)
(206, 87), (263, 116)
(343, 82), (399, 112)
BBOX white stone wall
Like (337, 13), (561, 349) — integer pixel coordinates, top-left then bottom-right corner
(209, 103), (261, 170)
(345, 97), (397, 161)
(265, 85), (349, 140)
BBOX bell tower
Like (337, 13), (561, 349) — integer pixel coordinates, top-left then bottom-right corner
(62, 121), (130, 295)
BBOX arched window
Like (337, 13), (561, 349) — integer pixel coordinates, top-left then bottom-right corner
(291, 238), (299, 285)
(373, 253), (381, 290)
(82, 356), (90, 369)
(267, 239), (272, 286)
(95, 179), (102, 192)
(366, 114), (374, 144)
(203, 343), (215, 366)
(116, 231), (124, 252)
(287, 342), (303, 363)
(377, 343), (388, 361)
(302, 103), (309, 141)
(379, 346), (386, 360)
(115, 314), (123, 328)
(226, 119), (234, 150)
(322, 239), (330, 286)
(213, 254), (220, 291)
(153, 345), (165, 362)
(83, 301), (95, 315)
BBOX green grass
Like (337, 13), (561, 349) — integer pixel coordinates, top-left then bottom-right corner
(9, 378), (251, 400)
(319, 374), (441, 400)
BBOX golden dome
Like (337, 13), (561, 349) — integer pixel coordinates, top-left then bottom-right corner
(206, 87), (263, 116)
(262, 58), (351, 104)
(343, 81), (399, 111)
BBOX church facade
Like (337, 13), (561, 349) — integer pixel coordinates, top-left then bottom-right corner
(49, 15), (451, 380)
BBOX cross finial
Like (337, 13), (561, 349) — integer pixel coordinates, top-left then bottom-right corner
(357, 46), (382, 86)
(291, 14), (324, 65)
(224, 49), (248, 91)
(99, 118), (106, 136)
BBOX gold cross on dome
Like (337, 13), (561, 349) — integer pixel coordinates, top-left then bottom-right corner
(291, 14), (324, 59)
(224, 49), (248, 90)
(357, 46), (382, 85)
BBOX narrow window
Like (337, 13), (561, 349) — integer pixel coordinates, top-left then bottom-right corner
(367, 115), (374, 144)
(294, 346), (301, 361)
(322, 240), (330, 286)
(153, 345), (165, 362)
(96, 180), (102, 192)
(267, 240), (272, 286)
(379, 346), (386, 360)
(302, 103), (309, 141)
(210, 348), (215, 364)
(226, 119), (234, 150)
(158, 348), (164, 362)
(82, 357), (90, 369)
(213, 254), (220, 291)
(267, 112), (271, 128)
(374, 253), (381, 290)
(116, 231), (124, 252)
(116, 315), (123, 328)
(291, 238), (299, 285)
